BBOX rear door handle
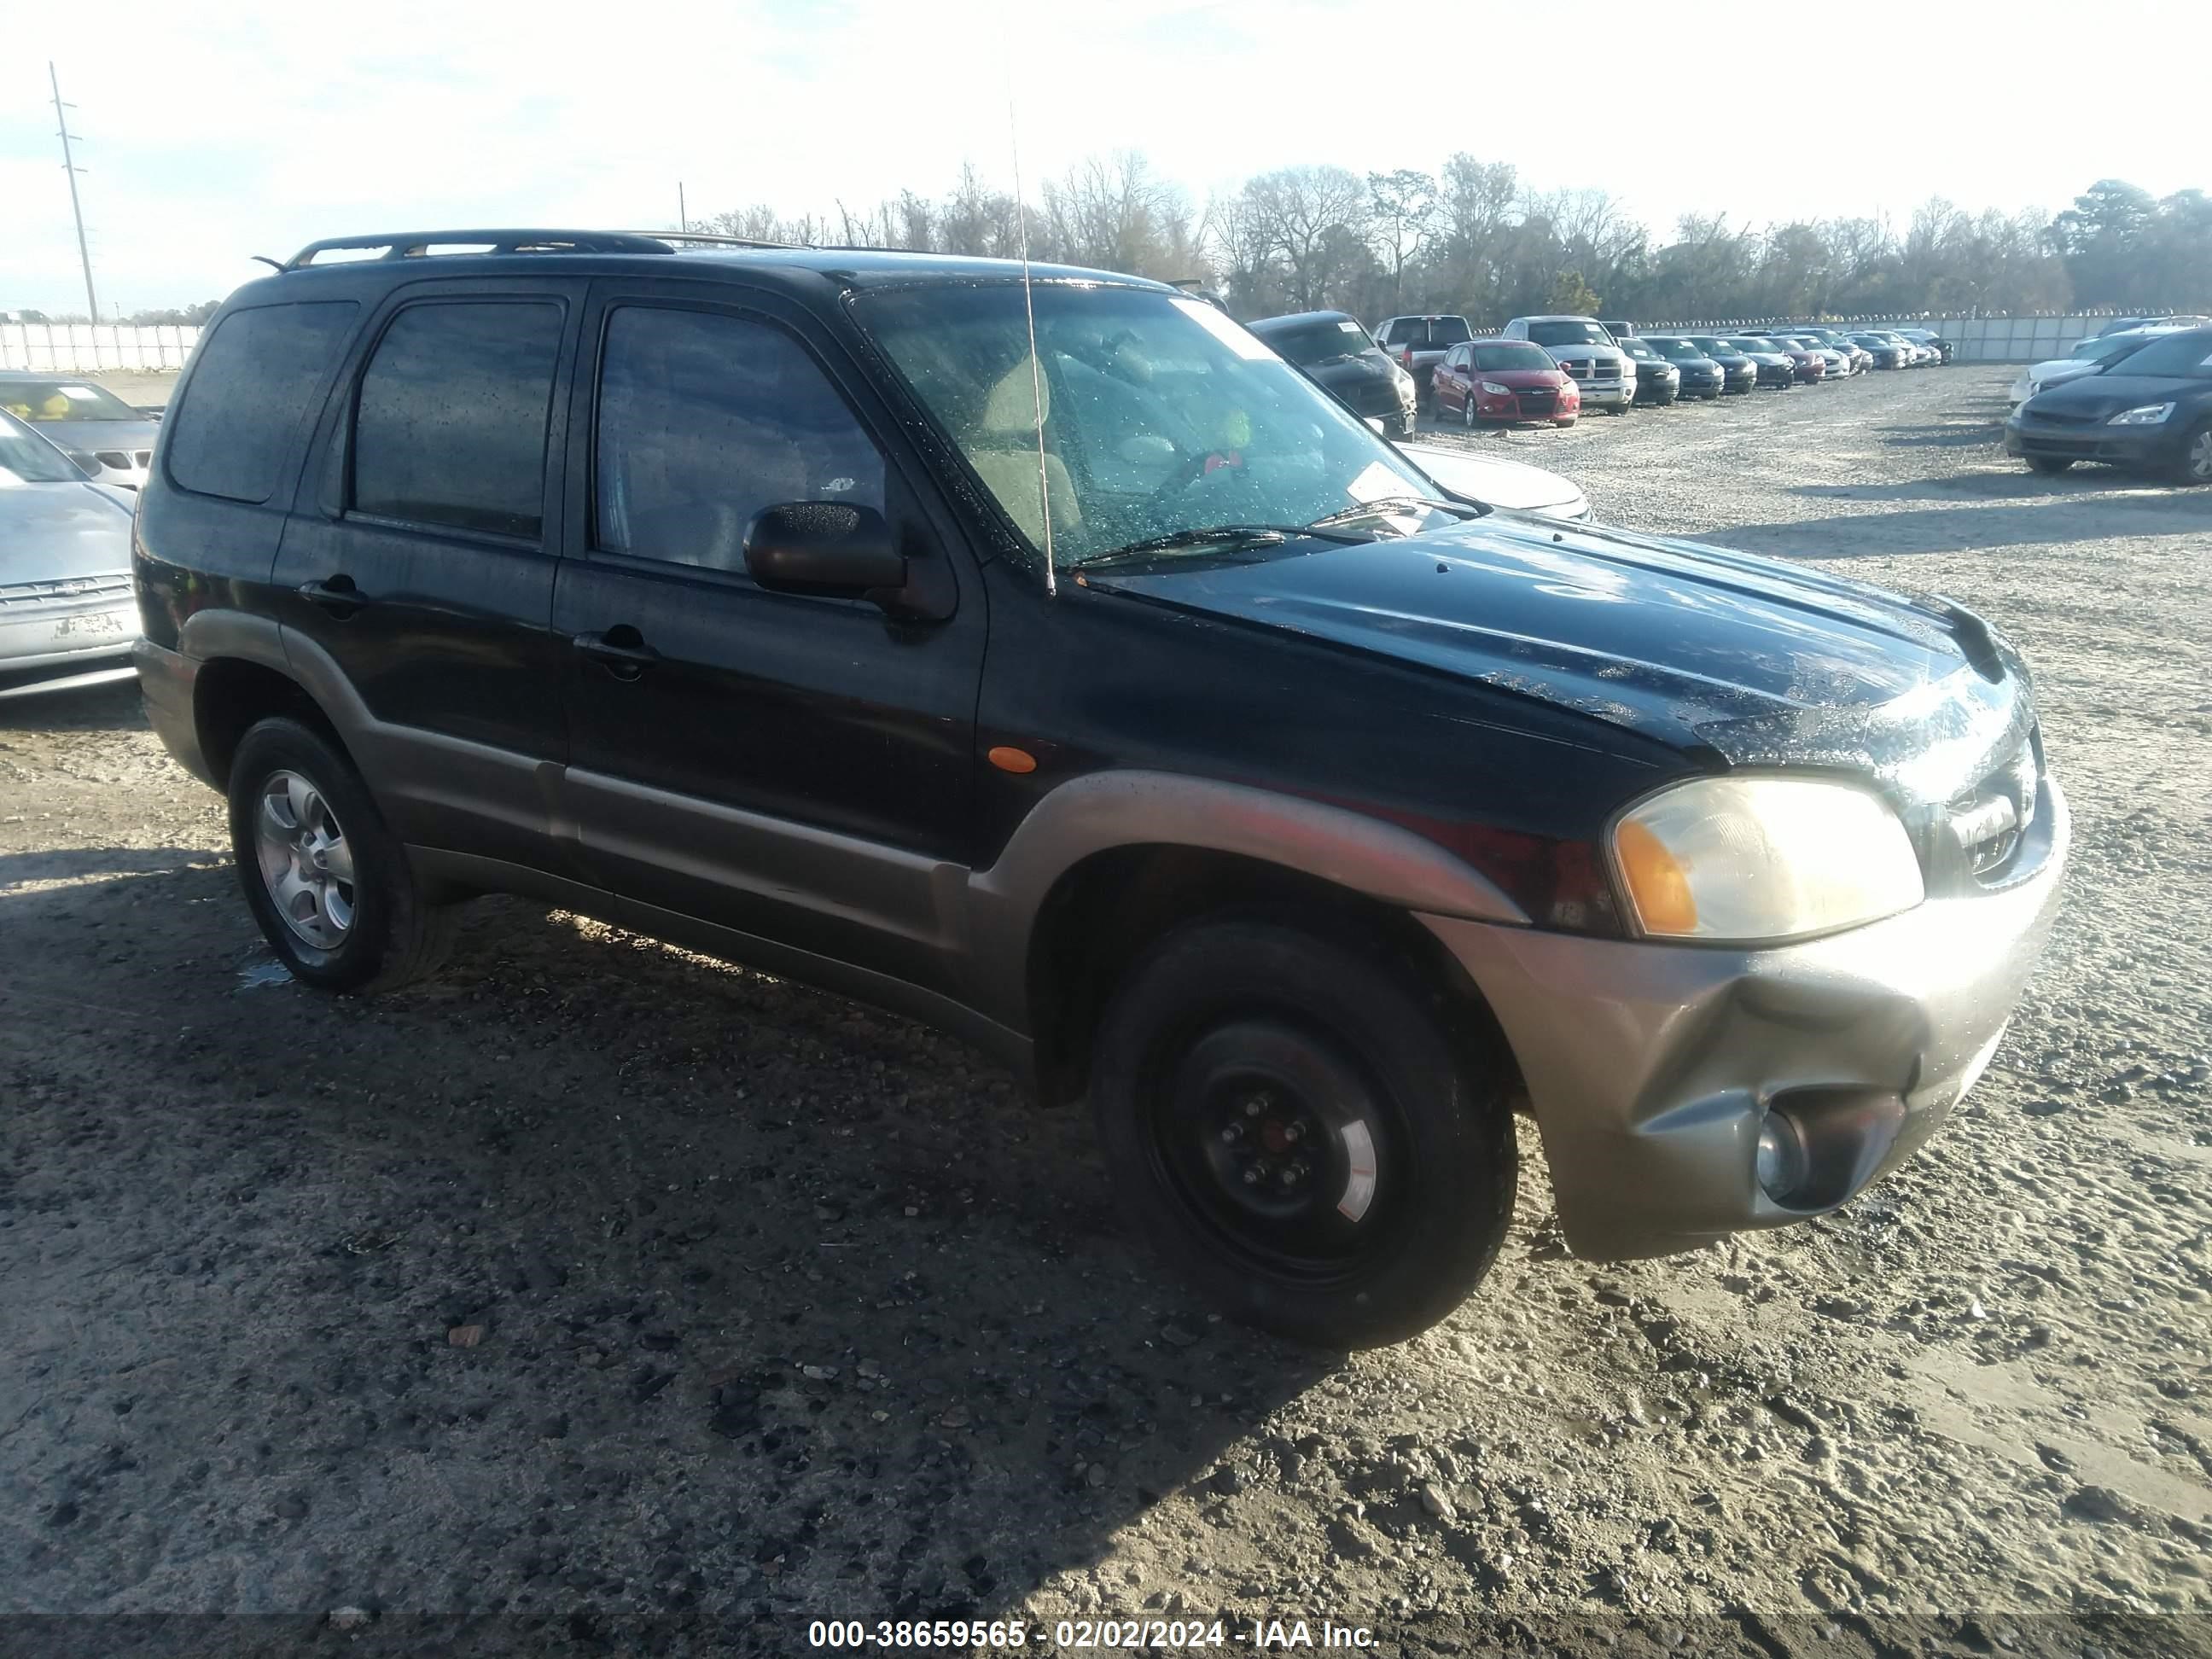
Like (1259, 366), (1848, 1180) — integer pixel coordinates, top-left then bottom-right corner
(296, 576), (370, 615)
(573, 627), (660, 679)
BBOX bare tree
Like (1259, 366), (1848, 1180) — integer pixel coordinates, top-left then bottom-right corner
(1237, 166), (1370, 311)
(1366, 168), (1438, 306)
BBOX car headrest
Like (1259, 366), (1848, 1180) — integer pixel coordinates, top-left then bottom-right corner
(981, 355), (1048, 435)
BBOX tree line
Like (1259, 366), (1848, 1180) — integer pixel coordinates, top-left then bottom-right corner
(697, 159), (2210, 326)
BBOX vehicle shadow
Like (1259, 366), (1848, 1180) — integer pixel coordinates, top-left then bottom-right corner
(0, 845), (213, 890)
(1710, 488), (2212, 559)
(0, 679), (145, 735)
(0, 868), (1354, 1630)
(1790, 472), (2183, 505)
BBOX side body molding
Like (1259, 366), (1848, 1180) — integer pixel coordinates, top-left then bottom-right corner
(963, 769), (1528, 1030)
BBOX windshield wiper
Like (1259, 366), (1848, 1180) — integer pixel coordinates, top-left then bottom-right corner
(1308, 494), (1485, 528)
(1068, 523), (1374, 570)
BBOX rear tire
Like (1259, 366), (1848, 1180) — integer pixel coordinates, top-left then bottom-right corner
(2025, 456), (2075, 475)
(227, 717), (457, 995)
(1089, 920), (1516, 1348)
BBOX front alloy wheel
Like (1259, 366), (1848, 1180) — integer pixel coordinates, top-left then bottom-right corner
(2180, 421), (2212, 485)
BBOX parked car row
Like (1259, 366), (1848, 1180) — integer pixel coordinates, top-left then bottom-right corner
(0, 370), (163, 491)
(1259, 312), (1952, 433)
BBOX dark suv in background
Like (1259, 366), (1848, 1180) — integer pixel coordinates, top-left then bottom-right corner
(131, 228), (2069, 1348)
(1246, 310), (1417, 437)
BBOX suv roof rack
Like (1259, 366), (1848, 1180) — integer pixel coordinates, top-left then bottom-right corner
(614, 229), (801, 251)
(282, 229), (680, 270)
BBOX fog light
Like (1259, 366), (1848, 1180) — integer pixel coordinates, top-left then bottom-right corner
(1755, 1111), (1810, 1203)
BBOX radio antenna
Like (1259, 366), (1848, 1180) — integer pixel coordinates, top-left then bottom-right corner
(1006, 97), (1056, 596)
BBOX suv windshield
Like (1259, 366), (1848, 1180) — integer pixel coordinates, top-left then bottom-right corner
(2099, 329), (2212, 378)
(0, 410), (89, 483)
(0, 378), (143, 423)
(1259, 317), (1374, 366)
(1470, 343), (1555, 373)
(1527, 320), (1610, 347)
(854, 283), (1449, 568)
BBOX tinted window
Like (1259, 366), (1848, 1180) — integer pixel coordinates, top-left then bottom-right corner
(2100, 329), (2212, 378)
(1256, 317), (1371, 365)
(352, 301), (562, 537)
(1472, 344), (1556, 372)
(596, 306), (886, 573)
(1528, 320), (1609, 346)
(166, 301), (358, 504)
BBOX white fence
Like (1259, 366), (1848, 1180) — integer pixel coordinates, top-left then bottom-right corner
(1, 322), (201, 373)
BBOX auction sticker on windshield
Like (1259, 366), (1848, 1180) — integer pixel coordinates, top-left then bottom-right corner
(1344, 461), (1406, 503)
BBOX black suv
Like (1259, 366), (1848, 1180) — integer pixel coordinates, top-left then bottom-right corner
(134, 229), (2069, 1348)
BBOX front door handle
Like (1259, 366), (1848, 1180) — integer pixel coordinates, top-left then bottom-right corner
(573, 626), (660, 679)
(297, 576), (370, 615)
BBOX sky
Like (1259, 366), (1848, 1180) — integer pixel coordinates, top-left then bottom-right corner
(3, 0), (2207, 317)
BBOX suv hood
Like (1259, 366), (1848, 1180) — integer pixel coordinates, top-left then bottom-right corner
(1088, 517), (2031, 806)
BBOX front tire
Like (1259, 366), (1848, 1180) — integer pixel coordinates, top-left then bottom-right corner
(1089, 921), (1516, 1348)
(227, 718), (457, 994)
(2175, 419), (2212, 486)
(1462, 393), (1481, 431)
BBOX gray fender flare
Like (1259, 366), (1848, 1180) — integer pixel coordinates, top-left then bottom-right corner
(963, 769), (1528, 1029)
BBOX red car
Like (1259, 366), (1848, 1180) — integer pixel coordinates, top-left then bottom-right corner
(1745, 335), (1825, 384)
(1431, 339), (1581, 428)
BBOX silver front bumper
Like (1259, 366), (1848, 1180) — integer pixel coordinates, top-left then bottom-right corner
(1421, 777), (2069, 1259)
(0, 597), (140, 698)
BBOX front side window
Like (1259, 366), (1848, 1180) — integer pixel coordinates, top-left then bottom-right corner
(853, 283), (1443, 567)
(595, 306), (886, 573)
(352, 300), (562, 538)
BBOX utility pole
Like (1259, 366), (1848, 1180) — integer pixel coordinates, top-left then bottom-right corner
(49, 62), (99, 324)
(678, 182), (689, 234)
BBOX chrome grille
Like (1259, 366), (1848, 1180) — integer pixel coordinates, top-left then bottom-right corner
(0, 573), (134, 611)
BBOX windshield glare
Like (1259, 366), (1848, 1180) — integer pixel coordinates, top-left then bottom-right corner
(1528, 320), (1608, 346)
(0, 379), (142, 422)
(854, 284), (1448, 568)
(0, 410), (89, 483)
(1471, 343), (1555, 373)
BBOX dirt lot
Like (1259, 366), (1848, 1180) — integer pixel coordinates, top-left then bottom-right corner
(3, 367), (2208, 1657)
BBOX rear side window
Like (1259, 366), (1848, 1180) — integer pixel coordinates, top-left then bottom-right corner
(352, 301), (562, 538)
(166, 301), (358, 504)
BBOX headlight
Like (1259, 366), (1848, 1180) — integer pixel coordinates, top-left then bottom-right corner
(2107, 403), (2174, 426)
(1610, 776), (1924, 942)
(1478, 381), (1511, 396)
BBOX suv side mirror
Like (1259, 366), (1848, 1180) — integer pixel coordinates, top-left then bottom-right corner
(743, 502), (907, 602)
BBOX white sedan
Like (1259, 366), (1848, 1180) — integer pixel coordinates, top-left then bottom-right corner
(1396, 440), (1590, 522)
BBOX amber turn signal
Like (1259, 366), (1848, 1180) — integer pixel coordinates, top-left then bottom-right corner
(1613, 818), (1698, 934)
(987, 745), (1039, 775)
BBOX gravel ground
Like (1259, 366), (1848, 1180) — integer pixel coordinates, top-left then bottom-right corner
(3, 367), (2208, 1657)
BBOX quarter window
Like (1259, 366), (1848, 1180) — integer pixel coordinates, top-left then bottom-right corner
(594, 306), (885, 573)
(352, 301), (562, 538)
(166, 301), (359, 504)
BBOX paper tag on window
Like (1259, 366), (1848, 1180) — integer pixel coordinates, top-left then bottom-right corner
(1345, 462), (1404, 503)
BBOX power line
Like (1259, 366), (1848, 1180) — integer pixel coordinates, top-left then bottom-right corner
(49, 62), (99, 324)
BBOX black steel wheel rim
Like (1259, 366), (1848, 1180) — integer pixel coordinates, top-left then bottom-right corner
(1145, 1016), (1407, 1281)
